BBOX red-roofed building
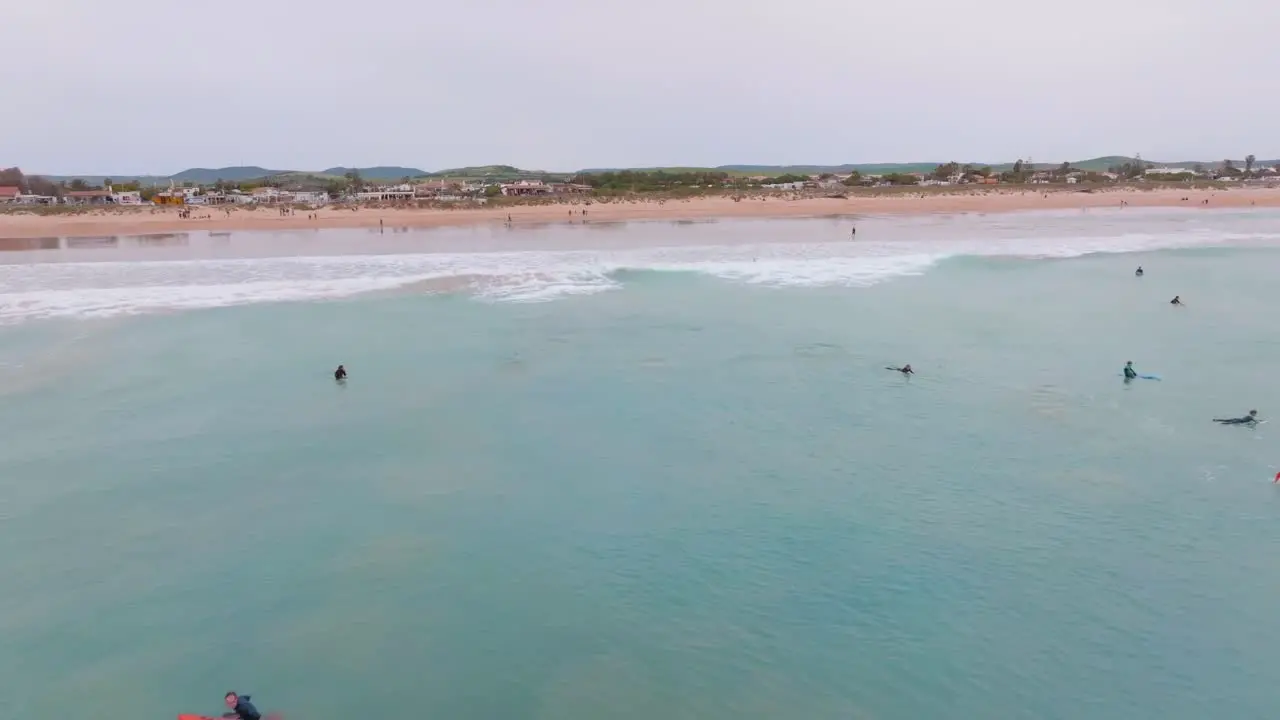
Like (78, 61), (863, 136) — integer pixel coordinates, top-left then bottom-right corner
(0, 186), (20, 203)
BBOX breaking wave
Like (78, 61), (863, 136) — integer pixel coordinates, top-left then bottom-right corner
(1, 222), (1276, 323)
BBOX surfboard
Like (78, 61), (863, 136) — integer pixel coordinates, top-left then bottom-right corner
(1120, 373), (1160, 380)
(178, 714), (281, 720)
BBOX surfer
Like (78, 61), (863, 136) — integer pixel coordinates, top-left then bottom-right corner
(1135, 266), (1144, 277)
(1123, 361), (1137, 380)
(223, 692), (262, 720)
(1213, 410), (1259, 426)
(334, 364), (347, 381)
(851, 225), (857, 237)
(1170, 295), (1182, 305)
(886, 364), (914, 375)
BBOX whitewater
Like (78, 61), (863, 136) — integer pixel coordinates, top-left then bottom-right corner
(1, 209), (1278, 323)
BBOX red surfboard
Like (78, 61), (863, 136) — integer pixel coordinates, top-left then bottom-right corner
(178, 715), (282, 720)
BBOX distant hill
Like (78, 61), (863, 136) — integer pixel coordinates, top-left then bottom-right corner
(322, 166), (427, 180)
(425, 165), (558, 180)
(170, 166), (286, 183)
(35, 155), (1280, 187)
(42, 174), (168, 185)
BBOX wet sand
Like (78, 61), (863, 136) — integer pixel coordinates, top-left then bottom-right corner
(1, 186), (1276, 240)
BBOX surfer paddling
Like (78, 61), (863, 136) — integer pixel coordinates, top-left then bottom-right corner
(223, 692), (261, 720)
(1213, 410), (1259, 426)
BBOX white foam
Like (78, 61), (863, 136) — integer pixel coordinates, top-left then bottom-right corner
(2, 219), (1277, 322)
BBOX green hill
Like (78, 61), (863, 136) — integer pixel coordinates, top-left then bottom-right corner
(36, 154), (1280, 188)
(321, 166), (427, 179)
(170, 166), (286, 183)
(424, 165), (560, 180)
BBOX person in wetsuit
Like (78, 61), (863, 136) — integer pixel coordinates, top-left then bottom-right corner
(1123, 361), (1138, 379)
(334, 364), (347, 381)
(1135, 266), (1144, 277)
(887, 364), (913, 375)
(223, 692), (261, 720)
(1213, 410), (1258, 426)
(1170, 296), (1182, 305)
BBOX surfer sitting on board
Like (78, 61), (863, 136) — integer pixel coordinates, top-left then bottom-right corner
(1213, 410), (1259, 426)
(223, 692), (261, 720)
(886, 364), (913, 375)
(1170, 295), (1183, 306)
(1135, 266), (1144, 277)
(334, 364), (347, 381)
(1123, 361), (1138, 379)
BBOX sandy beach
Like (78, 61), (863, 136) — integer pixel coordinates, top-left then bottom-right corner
(1, 186), (1276, 240)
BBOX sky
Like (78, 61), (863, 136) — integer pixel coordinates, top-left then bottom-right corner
(2, 0), (1277, 175)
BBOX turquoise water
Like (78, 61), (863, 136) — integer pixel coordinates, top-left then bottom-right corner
(2, 213), (1280, 719)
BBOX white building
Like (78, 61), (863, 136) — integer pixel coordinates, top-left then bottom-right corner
(1144, 167), (1197, 176)
(355, 186), (415, 201)
(251, 187), (283, 203)
(290, 191), (330, 205)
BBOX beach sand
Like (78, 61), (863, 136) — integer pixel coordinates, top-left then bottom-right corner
(1, 186), (1276, 239)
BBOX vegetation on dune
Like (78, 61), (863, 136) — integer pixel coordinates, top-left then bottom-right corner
(570, 170), (731, 193)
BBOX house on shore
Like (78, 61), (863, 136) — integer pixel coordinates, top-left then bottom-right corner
(112, 190), (143, 205)
(1145, 167), (1197, 177)
(16, 193), (57, 205)
(290, 191), (329, 205)
(501, 180), (553, 196)
(250, 187), (282, 203)
(0, 186), (20, 203)
(551, 182), (593, 195)
(356, 184), (415, 202)
(414, 181), (451, 199)
(63, 190), (114, 205)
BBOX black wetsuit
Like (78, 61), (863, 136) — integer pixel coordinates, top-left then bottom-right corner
(334, 367), (347, 381)
(1124, 367), (1137, 379)
(228, 696), (261, 720)
(1214, 415), (1257, 425)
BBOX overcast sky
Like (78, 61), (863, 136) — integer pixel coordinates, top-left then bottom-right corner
(3, 0), (1276, 174)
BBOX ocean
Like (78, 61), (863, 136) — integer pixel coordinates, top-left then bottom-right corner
(1, 208), (1279, 719)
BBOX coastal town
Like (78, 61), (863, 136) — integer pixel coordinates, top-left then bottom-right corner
(2, 158), (1278, 210)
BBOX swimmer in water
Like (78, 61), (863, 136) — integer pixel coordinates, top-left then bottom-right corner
(1170, 295), (1182, 305)
(885, 364), (913, 375)
(1135, 266), (1144, 277)
(1123, 361), (1137, 380)
(334, 364), (347, 381)
(1213, 410), (1258, 426)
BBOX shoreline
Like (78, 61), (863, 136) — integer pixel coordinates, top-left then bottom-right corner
(1, 187), (1276, 239)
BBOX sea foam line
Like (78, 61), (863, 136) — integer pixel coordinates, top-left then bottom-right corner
(0, 228), (1276, 321)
